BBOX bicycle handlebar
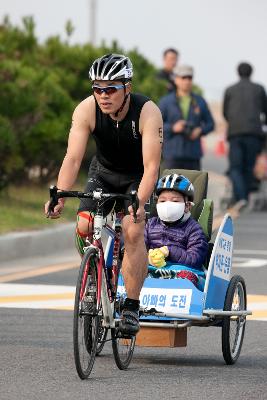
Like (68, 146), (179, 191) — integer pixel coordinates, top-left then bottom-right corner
(48, 185), (139, 222)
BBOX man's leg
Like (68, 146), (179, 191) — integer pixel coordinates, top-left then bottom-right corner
(75, 211), (94, 257)
(164, 159), (180, 169)
(121, 216), (147, 299)
(164, 158), (201, 170)
(75, 157), (114, 257)
(179, 159), (201, 170)
(229, 137), (247, 201)
(119, 215), (147, 334)
(243, 136), (263, 198)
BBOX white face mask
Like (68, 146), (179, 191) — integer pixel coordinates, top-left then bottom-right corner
(156, 201), (185, 223)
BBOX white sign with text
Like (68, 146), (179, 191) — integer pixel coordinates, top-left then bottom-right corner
(117, 285), (192, 314)
(213, 231), (233, 280)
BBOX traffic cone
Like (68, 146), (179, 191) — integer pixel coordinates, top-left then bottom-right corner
(215, 136), (227, 157)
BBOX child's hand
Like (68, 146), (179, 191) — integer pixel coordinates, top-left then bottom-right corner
(148, 246), (169, 268)
(159, 246), (169, 257)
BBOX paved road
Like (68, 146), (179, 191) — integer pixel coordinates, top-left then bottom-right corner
(0, 209), (267, 400)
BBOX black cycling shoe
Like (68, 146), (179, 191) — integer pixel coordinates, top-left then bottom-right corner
(120, 309), (140, 336)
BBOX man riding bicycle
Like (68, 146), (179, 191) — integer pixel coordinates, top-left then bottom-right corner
(45, 53), (163, 335)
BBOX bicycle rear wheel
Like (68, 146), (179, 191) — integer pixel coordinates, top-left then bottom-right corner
(73, 248), (100, 379)
(111, 275), (136, 370)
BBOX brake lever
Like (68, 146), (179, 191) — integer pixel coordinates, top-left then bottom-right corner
(130, 190), (139, 223)
(47, 185), (59, 217)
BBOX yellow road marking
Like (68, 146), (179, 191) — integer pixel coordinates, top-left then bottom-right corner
(0, 281), (266, 321)
(0, 293), (74, 303)
(247, 295), (267, 320)
(0, 262), (78, 283)
(248, 310), (267, 318)
(247, 294), (267, 302)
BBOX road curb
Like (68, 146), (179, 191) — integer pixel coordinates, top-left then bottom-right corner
(0, 223), (76, 262)
(0, 171), (230, 263)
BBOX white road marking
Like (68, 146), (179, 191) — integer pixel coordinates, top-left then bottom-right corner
(0, 284), (75, 310)
(0, 284), (266, 321)
(249, 302), (267, 311)
(1, 299), (75, 309)
(0, 283), (75, 295)
(234, 249), (267, 256)
(232, 257), (267, 268)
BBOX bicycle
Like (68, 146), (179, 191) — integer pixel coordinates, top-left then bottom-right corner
(48, 185), (139, 379)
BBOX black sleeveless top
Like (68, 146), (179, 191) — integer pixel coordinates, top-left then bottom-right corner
(92, 93), (150, 173)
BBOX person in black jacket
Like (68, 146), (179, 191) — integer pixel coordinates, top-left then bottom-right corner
(223, 62), (267, 207)
(156, 48), (179, 93)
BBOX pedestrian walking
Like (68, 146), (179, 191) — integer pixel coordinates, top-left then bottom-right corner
(156, 48), (179, 93)
(223, 62), (267, 208)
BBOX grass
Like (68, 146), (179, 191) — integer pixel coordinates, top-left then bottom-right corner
(0, 184), (80, 234)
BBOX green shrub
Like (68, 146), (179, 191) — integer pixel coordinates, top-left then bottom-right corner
(0, 16), (166, 189)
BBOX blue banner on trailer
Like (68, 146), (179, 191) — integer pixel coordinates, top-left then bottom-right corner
(204, 214), (233, 310)
(117, 275), (205, 320)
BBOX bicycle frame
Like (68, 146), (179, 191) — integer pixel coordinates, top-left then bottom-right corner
(48, 186), (138, 328)
(48, 186), (138, 378)
(78, 209), (124, 331)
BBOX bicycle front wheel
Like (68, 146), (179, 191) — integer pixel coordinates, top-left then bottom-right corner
(111, 275), (136, 370)
(73, 248), (100, 379)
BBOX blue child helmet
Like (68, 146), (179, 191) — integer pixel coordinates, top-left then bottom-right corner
(156, 173), (194, 201)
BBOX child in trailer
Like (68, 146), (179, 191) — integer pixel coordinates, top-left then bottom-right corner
(144, 174), (208, 290)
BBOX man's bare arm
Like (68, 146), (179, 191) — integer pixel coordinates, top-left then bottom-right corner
(138, 101), (163, 206)
(45, 96), (95, 217)
(57, 96), (95, 190)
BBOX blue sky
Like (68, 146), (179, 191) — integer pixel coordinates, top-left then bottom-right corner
(1, 0), (267, 100)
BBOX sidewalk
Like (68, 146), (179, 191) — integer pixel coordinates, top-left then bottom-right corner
(0, 170), (229, 265)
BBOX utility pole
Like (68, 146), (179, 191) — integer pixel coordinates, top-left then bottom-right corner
(89, 0), (97, 46)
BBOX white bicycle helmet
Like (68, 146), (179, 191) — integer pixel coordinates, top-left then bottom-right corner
(89, 53), (133, 81)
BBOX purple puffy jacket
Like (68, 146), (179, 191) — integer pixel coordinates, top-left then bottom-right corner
(144, 216), (208, 270)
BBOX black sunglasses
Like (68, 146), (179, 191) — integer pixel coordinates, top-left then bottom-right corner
(92, 84), (126, 95)
(181, 76), (193, 80)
